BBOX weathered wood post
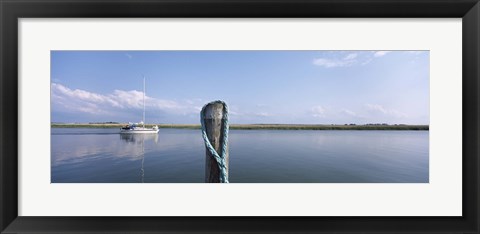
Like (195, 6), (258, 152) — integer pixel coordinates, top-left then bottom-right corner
(203, 102), (229, 183)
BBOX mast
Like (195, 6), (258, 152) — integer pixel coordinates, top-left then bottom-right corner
(143, 75), (145, 128)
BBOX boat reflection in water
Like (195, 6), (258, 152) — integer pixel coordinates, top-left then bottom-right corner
(120, 133), (159, 182)
(120, 132), (159, 144)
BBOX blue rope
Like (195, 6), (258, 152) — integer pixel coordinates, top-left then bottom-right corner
(200, 100), (229, 183)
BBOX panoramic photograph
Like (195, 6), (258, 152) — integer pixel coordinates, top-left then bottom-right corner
(51, 50), (429, 183)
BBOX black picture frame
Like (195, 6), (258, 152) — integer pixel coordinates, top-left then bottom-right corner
(1, 0), (479, 233)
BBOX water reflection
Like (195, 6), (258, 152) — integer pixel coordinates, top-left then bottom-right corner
(119, 134), (159, 182)
(52, 128), (428, 183)
(51, 130), (158, 166)
(120, 133), (159, 144)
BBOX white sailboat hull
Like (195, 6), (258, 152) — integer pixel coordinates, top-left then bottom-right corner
(120, 127), (159, 134)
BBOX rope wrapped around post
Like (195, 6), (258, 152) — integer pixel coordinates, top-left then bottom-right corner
(200, 100), (229, 183)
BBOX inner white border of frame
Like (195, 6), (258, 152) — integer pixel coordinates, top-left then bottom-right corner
(18, 18), (462, 216)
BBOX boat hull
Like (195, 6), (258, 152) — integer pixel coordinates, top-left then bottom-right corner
(120, 128), (159, 134)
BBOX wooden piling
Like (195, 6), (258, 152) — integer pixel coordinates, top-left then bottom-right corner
(203, 102), (229, 183)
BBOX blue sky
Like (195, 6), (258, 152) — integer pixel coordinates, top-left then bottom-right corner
(51, 51), (429, 124)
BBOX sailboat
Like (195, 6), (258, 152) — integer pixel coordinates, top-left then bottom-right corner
(120, 76), (159, 134)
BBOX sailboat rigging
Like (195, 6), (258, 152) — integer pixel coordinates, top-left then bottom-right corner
(120, 76), (159, 134)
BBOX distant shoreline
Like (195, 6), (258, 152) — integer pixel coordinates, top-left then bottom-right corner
(51, 123), (429, 130)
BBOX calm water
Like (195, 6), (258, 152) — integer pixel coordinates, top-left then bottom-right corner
(51, 128), (429, 183)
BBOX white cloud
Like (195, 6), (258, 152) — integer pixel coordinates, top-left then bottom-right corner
(361, 58), (373, 66)
(311, 106), (326, 117)
(343, 53), (357, 60)
(313, 51), (392, 68)
(125, 53), (132, 59)
(405, 51), (426, 55)
(341, 109), (358, 117)
(51, 83), (120, 114)
(388, 110), (408, 118)
(365, 104), (388, 114)
(51, 83), (198, 116)
(373, 51), (391, 57)
(312, 58), (356, 68)
(365, 104), (407, 118)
